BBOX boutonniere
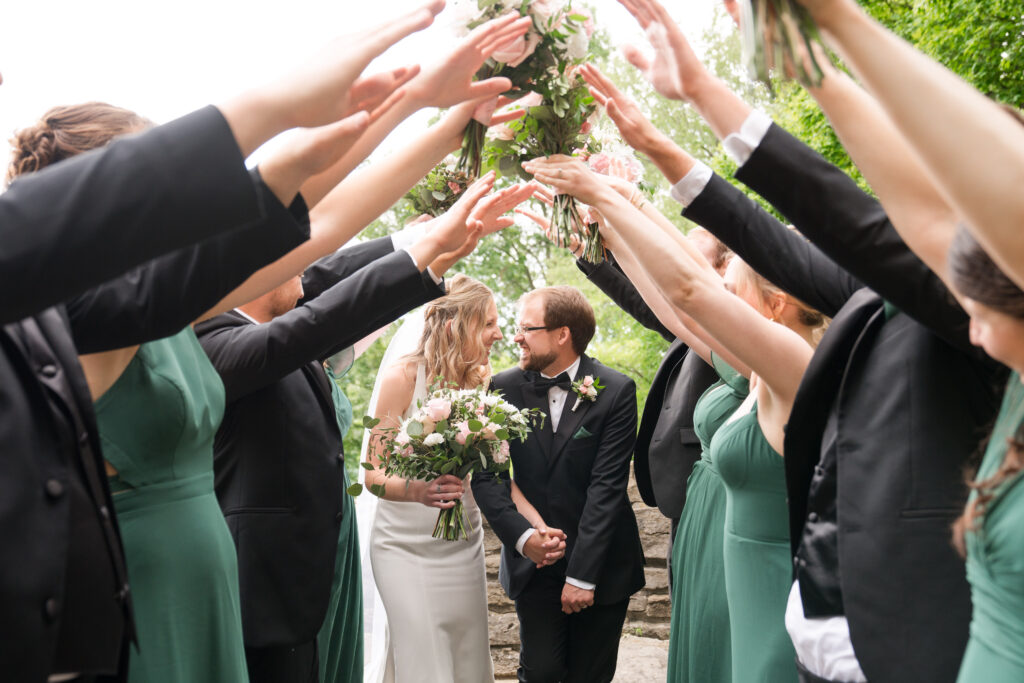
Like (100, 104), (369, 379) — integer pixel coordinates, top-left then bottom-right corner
(571, 375), (604, 411)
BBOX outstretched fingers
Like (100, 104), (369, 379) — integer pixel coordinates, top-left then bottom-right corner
(478, 16), (533, 56)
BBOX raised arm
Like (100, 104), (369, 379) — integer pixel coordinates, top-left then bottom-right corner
(794, 0), (1024, 290)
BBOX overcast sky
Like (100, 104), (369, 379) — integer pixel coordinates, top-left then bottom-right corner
(0, 0), (716, 169)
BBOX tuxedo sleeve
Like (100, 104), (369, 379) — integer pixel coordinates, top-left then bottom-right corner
(576, 257), (674, 343)
(65, 173), (311, 353)
(734, 123), (970, 350)
(0, 106), (264, 323)
(683, 173), (861, 319)
(299, 236), (396, 302)
(565, 377), (638, 585)
(471, 469), (534, 549)
(197, 249), (444, 402)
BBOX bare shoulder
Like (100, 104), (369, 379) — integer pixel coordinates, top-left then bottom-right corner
(375, 360), (418, 421)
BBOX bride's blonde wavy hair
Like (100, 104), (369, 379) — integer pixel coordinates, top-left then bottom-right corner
(405, 274), (495, 389)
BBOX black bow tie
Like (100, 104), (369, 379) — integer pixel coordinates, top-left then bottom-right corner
(533, 372), (572, 391)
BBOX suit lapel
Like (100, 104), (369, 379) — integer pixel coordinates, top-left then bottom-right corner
(518, 372), (554, 457)
(549, 355), (595, 467)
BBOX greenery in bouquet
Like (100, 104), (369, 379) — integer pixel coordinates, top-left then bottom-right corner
(403, 159), (474, 217)
(453, 0), (599, 178)
(740, 0), (833, 88)
(357, 381), (544, 541)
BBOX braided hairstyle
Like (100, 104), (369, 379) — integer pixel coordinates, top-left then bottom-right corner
(7, 102), (152, 184)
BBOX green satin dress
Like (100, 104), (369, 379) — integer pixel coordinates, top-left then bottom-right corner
(667, 355), (748, 682)
(317, 359), (364, 683)
(958, 371), (1024, 682)
(96, 328), (248, 683)
(714, 398), (796, 682)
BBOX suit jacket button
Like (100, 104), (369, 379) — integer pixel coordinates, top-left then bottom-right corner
(118, 584), (131, 602)
(807, 512), (819, 523)
(40, 364), (58, 378)
(336, 511), (344, 522)
(337, 452), (345, 463)
(99, 505), (110, 520)
(44, 598), (60, 620)
(45, 479), (64, 499)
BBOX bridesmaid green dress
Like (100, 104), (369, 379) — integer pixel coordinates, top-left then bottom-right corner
(667, 355), (748, 682)
(958, 371), (1024, 682)
(714, 397), (796, 682)
(96, 327), (248, 683)
(317, 360), (364, 683)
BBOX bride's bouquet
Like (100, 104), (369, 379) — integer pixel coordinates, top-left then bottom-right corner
(739, 0), (832, 88)
(404, 157), (473, 217)
(363, 382), (543, 541)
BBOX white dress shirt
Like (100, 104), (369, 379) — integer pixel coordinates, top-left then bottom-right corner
(513, 356), (595, 591)
(667, 108), (866, 680)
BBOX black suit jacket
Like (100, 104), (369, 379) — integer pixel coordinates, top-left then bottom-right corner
(0, 106), (277, 681)
(473, 356), (645, 605)
(684, 123), (1005, 682)
(196, 238), (445, 648)
(577, 258), (718, 519)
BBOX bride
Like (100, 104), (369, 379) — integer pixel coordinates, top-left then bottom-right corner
(363, 274), (564, 682)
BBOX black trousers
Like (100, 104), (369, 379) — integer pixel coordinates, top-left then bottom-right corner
(515, 573), (629, 683)
(245, 640), (319, 683)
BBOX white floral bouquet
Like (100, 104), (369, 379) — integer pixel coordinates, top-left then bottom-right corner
(361, 381), (544, 541)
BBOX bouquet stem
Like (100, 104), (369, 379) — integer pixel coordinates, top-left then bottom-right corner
(457, 121), (487, 179)
(551, 194), (603, 264)
(433, 500), (472, 541)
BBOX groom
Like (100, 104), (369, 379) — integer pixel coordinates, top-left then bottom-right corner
(473, 286), (645, 683)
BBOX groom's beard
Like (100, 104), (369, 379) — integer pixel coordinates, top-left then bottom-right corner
(519, 347), (557, 373)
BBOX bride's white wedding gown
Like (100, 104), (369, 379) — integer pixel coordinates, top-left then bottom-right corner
(368, 364), (495, 683)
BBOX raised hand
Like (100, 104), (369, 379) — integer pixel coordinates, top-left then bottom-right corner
(223, 0), (445, 156)
(522, 155), (610, 206)
(428, 171), (498, 253)
(439, 94), (531, 152)
(515, 186), (585, 257)
(581, 64), (665, 158)
(408, 14), (534, 109)
(617, 0), (710, 103)
(469, 181), (539, 235)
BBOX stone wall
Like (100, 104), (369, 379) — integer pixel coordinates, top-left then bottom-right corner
(485, 471), (673, 679)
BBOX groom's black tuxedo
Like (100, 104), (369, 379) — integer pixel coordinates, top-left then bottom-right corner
(473, 354), (645, 682)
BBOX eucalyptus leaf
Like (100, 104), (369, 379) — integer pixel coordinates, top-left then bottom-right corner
(362, 416), (380, 429)
(468, 419), (483, 432)
(407, 421), (424, 437)
(346, 483), (363, 497)
(360, 461), (375, 471)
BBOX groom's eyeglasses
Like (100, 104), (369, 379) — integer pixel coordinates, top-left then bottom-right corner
(515, 325), (553, 335)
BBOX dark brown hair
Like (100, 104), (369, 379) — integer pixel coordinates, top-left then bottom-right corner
(7, 102), (152, 184)
(949, 225), (1024, 554)
(528, 286), (596, 356)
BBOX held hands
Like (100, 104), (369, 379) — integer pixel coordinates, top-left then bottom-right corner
(523, 526), (568, 568)
(561, 583), (595, 614)
(418, 474), (464, 509)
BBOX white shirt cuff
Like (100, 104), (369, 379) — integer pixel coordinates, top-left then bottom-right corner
(565, 576), (596, 591)
(515, 528), (536, 556)
(668, 160), (713, 209)
(425, 266), (442, 285)
(391, 220), (430, 251)
(722, 110), (773, 166)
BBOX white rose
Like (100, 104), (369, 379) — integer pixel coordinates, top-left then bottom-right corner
(564, 28), (589, 61)
(423, 433), (445, 447)
(395, 430), (411, 446)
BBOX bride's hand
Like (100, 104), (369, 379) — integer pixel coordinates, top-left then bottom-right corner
(417, 474), (465, 509)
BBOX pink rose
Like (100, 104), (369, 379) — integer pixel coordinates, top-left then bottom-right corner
(425, 398), (452, 421)
(492, 30), (541, 68)
(395, 430), (411, 446)
(582, 376), (594, 387)
(475, 403), (487, 415)
(570, 5), (595, 38)
(588, 152), (610, 175)
(447, 181), (463, 195)
(494, 440), (511, 464)
(401, 445), (414, 457)
(455, 420), (472, 445)
(579, 120), (592, 135)
(491, 124), (516, 141)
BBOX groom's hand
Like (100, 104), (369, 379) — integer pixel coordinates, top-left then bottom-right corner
(561, 584), (595, 614)
(523, 527), (567, 567)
